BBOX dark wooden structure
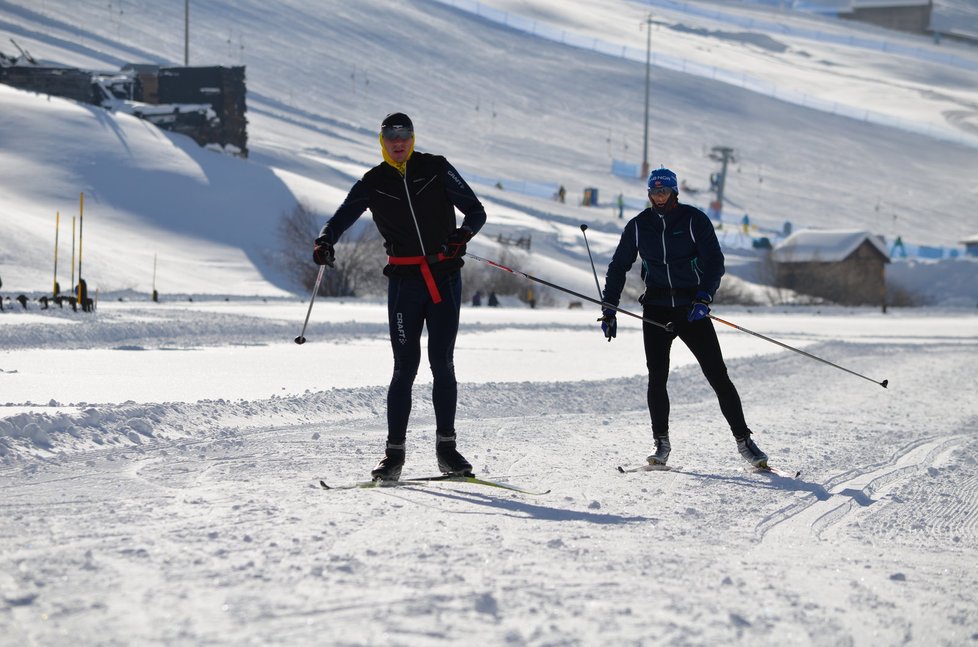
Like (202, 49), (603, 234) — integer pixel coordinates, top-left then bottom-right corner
(0, 66), (95, 104)
(1, 56), (247, 157)
(122, 65), (248, 157)
(840, 1), (933, 35)
(961, 234), (978, 258)
(772, 230), (891, 306)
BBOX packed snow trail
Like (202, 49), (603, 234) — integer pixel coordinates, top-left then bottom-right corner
(2, 332), (976, 645)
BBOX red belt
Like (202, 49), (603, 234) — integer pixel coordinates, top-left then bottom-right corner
(387, 252), (448, 303)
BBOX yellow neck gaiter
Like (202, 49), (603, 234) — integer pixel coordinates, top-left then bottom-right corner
(380, 134), (415, 176)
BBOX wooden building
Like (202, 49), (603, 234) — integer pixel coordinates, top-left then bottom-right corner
(961, 234), (978, 258)
(840, 0), (933, 35)
(121, 65), (248, 157)
(771, 230), (891, 306)
(1, 58), (247, 157)
(0, 66), (95, 104)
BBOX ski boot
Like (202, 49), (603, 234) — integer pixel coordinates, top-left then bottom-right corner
(436, 433), (473, 476)
(736, 434), (768, 468)
(646, 435), (671, 466)
(371, 443), (405, 481)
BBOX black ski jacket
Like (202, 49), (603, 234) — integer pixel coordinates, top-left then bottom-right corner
(602, 202), (724, 309)
(319, 151), (486, 278)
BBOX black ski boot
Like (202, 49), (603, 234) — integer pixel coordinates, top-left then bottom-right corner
(736, 434), (768, 468)
(371, 443), (405, 481)
(436, 433), (473, 476)
(646, 435), (671, 466)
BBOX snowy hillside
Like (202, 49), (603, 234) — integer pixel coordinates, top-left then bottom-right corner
(2, 2), (978, 645)
(1, 0), (977, 301)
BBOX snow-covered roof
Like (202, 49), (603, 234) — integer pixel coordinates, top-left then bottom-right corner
(772, 229), (889, 263)
(850, 0), (930, 8)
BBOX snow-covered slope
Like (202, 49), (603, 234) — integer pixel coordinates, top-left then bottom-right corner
(1, 0), (977, 300)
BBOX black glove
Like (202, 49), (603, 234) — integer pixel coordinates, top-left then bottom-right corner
(687, 290), (712, 322)
(598, 308), (617, 341)
(313, 235), (335, 267)
(441, 226), (474, 259)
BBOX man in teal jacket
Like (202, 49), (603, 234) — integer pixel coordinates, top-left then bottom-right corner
(600, 168), (768, 469)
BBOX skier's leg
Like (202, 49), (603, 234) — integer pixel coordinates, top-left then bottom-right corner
(679, 318), (749, 438)
(643, 306), (678, 439)
(425, 271), (462, 435)
(424, 271), (471, 475)
(386, 276), (425, 446)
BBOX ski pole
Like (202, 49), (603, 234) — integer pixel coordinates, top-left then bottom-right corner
(466, 252), (674, 332)
(579, 224), (604, 300)
(580, 224), (614, 343)
(294, 265), (326, 345)
(709, 314), (888, 389)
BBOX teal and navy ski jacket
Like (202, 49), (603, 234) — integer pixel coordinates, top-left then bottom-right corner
(602, 202), (724, 309)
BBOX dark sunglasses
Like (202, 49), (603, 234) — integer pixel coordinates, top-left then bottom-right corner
(382, 128), (413, 141)
(649, 187), (673, 197)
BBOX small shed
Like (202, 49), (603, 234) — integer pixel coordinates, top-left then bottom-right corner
(961, 234), (978, 257)
(771, 229), (890, 305)
(841, 0), (933, 35)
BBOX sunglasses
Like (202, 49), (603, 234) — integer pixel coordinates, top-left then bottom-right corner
(649, 187), (673, 197)
(382, 128), (414, 141)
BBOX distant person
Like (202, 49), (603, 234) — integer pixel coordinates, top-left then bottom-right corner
(0, 274), (3, 311)
(617, 193), (625, 220)
(313, 112), (487, 481)
(557, 185), (566, 203)
(599, 167), (769, 469)
(741, 213), (750, 234)
(488, 291), (499, 307)
(890, 235), (907, 258)
(471, 290), (482, 307)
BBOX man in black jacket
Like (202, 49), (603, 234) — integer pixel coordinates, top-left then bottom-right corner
(599, 168), (768, 469)
(314, 113), (487, 481)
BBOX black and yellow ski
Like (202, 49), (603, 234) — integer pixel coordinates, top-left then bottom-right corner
(319, 473), (550, 495)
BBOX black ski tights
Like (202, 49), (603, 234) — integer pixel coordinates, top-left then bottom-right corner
(642, 305), (749, 439)
(386, 271), (462, 445)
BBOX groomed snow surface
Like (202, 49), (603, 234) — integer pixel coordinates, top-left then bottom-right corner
(2, 300), (977, 645)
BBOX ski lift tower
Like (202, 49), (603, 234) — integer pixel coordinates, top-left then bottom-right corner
(709, 146), (735, 218)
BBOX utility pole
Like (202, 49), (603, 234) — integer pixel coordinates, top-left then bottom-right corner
(641, 14), (653, 179)
(184, 0), (190, 66)
(53, 211), (60, 298)
(77, 192), (84, 300)
(709, 146), (736, 219)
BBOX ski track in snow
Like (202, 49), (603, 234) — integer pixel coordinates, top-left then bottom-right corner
(2, 318), (977, 645)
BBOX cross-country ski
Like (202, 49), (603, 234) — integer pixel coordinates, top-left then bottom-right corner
(319, 474), (551, 495)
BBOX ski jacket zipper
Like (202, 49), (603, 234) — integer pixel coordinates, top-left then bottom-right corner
(658, 214), (676, 307)
(401, 170), (427, 256)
